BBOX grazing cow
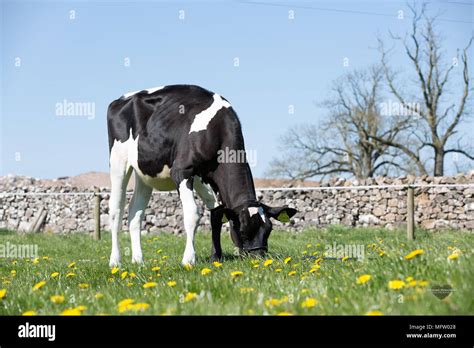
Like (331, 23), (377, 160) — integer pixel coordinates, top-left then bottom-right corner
(107, 84), (296, 266)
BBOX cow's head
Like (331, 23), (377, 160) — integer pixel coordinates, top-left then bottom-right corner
(212, 203), (297, 255)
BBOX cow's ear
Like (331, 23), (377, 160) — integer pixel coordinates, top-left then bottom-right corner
(263, 205), (297, 223)
(210, 205), (237, 224)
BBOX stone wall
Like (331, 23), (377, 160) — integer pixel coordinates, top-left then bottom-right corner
(0, 174), (473, 234)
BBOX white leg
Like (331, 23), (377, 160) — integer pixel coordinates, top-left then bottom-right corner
(128, 174), (152, 264)
(194, 176), (219, 209)
(179, 179), (200, 265)
(108, 141), (132, 267)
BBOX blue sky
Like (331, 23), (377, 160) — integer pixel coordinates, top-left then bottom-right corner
(1, 0), (472, 179)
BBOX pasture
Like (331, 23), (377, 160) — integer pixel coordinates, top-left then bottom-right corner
(0, 227), (472, 315)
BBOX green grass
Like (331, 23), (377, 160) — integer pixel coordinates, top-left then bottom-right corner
(0, 226), (473, 315)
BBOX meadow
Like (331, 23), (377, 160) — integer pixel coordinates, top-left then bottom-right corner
(0, 226), (472, 315)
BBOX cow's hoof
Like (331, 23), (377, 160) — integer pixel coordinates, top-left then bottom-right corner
(210, 254), (222, 262)
(109, 255), (121, 267)
(181, 254), (196, 266)
(131, 255), (144, 264)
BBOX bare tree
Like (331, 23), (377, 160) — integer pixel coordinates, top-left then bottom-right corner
(376, 3), (473, 176)
(267, 66), (411, 180)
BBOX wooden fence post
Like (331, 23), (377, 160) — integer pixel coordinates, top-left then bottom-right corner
(407, 185), (415, 241)
(94, 188), (101, 240)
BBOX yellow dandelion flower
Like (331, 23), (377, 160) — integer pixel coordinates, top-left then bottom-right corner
(127, 282), (134, 287)
(265, 298), (283, 307)
(151, 266), (161, 272)
(60, 308), (82, 316)
(50, 295), (65, 304)
(418, 280), (429, 287)
(201, 268), (212, 276)
(365, 310), (383, 316)
(253, 264), (259, 268)
(51, 272), (60, 278)
(288, 271), (297, 276)
(22, 311), (37, 316)
(447, 253), (459, 261)
(32, 280), (46, 291)
(66, 272), (76, 278)
(388, 280), (406, 290)
(11, 260), (18, 265)
(341, 256), (349, 261)
(33, 258), (40, 265)
(68, 262), (76, 268)
(167, 281), (177, 287)
(184, 292), (198, 302)
(143, 282), (158, 289)
(129, 272), (137, 278)
(161, 255), (169, 260)
(111, 267), (119, 274)
(117, 299), (139, 313)
(95, 293), (104, 300)
(0, 289), (7, 299)
(121, 271), (128, 280)
(240, 287), (255, 294)
(301, 297), (318, 308)
(284, 257), (292, 264)
(183, 263), (193, 270)
(275, 268), (282, 273)
(406, 276), (414, 282)
(404, 249), (424, 260)
(118, 298), (134, 307)
(2, 280), (11, 285)
(277, 311), (293, 316)
(78, 283), (89, 289)
(231, 271), (243, 279)
(263, 259), (273, 267)
(407, 280), (417, 287)
(212, 261), (222, 268)
(129, 302), (150, 312)
(156, 249), (162, 254)
(11, 270), (16, 276)
(356, 274), (372, 285)
(42, 256), (49, 260)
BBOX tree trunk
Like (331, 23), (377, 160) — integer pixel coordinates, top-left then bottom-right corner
(434, 149), (444, 176)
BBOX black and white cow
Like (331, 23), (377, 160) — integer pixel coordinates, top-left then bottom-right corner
(107, 84), (296, 266)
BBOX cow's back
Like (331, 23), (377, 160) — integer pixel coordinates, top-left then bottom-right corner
(107, 84), (242, 189)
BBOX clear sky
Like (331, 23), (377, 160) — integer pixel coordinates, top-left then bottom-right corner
(1, 0), (472, 179)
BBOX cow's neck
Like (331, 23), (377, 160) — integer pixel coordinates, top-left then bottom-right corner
(212, 162), (257, 210)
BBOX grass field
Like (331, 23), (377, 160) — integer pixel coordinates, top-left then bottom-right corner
(0, 226), (472, 315)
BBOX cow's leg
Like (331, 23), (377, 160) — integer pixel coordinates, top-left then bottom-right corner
(108, 146), (132, 267)
(210, 211), (223, 261)
(178, 177), (200, 266)
(194, 177), (222, 261)
(128, 173), (152, 264)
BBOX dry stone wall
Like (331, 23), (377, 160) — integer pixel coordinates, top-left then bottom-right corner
(1, 174), (473, 234)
